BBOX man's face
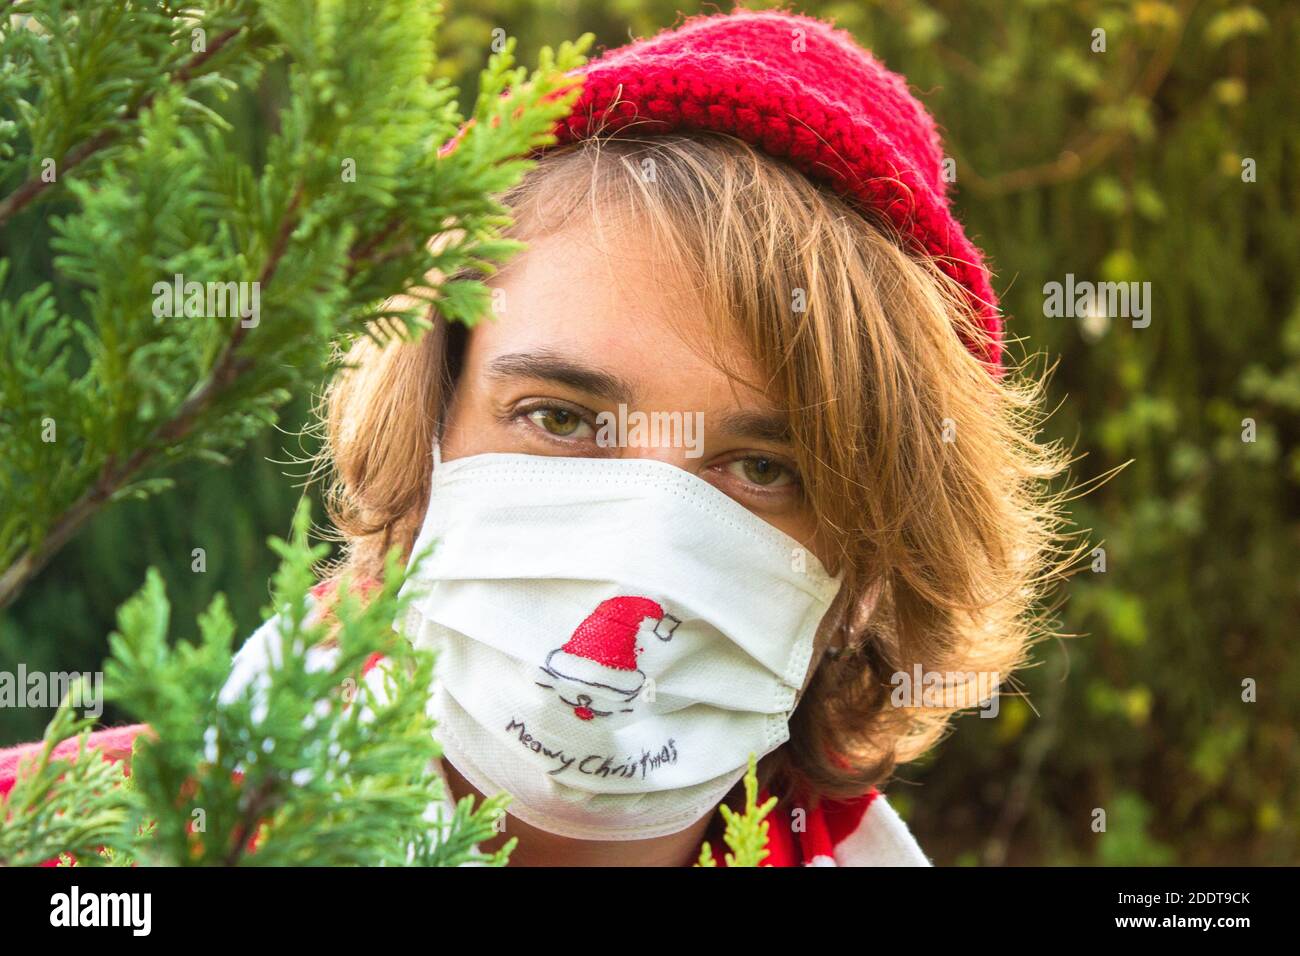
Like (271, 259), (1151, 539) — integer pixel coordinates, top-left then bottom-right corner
(438, 217), (848, 687)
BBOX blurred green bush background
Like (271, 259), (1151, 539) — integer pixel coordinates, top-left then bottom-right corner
(2, 0), (1296, 865)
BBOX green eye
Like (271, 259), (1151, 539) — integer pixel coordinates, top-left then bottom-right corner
(528, 407), (585, 437)
(738, 457), (790, 487)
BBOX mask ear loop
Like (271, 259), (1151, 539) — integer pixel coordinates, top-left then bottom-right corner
(429, 441), (450, 496)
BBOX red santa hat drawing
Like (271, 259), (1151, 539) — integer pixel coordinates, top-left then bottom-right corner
(542, 596), (681, 700)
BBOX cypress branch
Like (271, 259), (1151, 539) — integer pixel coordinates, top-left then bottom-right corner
(0, 501), (507, 866)
(0, 0), (592, 607)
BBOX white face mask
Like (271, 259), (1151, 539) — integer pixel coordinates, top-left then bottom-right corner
(397, 451), (842, 842)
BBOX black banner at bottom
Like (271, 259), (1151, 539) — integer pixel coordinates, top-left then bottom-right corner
(0, 865), (1281, 941)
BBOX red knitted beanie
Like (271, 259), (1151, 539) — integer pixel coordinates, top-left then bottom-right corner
(545, 8), (1002, 368)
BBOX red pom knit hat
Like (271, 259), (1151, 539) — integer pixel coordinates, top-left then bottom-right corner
(543, 8), (1002, 368)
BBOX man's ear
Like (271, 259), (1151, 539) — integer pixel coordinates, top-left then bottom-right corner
(845, 575), (887, 645)
(796, 577), (886, 701)
(828, 576), (888, 654)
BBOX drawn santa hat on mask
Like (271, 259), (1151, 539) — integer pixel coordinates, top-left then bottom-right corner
(542, 596), (681, 699)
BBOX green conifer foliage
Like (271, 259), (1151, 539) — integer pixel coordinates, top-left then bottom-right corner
(0, 0), (591, 608)
(0, 0), (593, 865)
(1, 501), (515, 865)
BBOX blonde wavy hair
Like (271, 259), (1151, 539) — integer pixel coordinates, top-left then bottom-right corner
(314, 132), (1074, 804)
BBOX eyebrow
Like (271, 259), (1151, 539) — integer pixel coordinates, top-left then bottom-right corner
(487, 349), (791, 445)
(714, 408), (792, 445)
(486, 350), (636, 405)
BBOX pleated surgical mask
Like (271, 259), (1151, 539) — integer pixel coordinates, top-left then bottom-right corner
(397, 451), (842, 841)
